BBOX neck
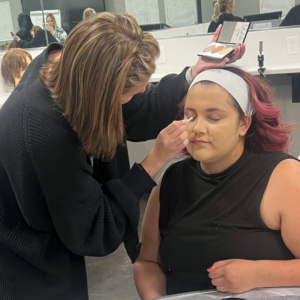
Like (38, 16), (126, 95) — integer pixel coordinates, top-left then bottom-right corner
(200, 141), (245, 174)
(14, 71), (25, 87)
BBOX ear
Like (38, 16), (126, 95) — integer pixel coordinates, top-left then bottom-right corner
(239, 114), (252, 137)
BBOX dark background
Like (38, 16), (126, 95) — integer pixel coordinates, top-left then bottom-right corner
(21, 0), (106, 33)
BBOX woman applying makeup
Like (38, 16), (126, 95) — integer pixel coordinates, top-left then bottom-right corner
(134, 67), (300, 299)
(208, 0), (243, 33)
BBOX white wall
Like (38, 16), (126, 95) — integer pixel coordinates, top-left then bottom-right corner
(0, 0), (23, 45)
(105, 0), (166, 23)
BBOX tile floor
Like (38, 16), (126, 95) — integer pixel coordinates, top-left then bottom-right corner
(85, 196), (148, 300)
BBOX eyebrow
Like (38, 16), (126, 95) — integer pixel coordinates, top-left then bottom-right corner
(184, 107), (226, 113)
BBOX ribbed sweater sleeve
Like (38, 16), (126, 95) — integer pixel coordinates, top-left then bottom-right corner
(25, 104), (155, 257)
(122, 68), (188, 141)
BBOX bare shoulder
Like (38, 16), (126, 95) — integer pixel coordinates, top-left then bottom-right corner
(271, 158), (300, 184)
(261, 158), (300, 230)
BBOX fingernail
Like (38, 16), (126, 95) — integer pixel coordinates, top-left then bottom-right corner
(207, 267), (213, 271)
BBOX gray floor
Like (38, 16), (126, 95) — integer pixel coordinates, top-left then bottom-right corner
(85, 196), (148, 300)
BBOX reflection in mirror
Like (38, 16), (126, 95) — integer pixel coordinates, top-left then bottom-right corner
(108, 0), (300, 39)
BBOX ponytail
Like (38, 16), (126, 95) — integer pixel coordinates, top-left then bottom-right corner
(212, 3), (222, 22)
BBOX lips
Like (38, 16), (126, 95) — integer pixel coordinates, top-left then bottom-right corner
(191, 140), (210, 145)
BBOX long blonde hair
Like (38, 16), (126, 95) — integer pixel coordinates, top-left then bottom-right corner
(46, 13), (57, 31)
(83, 8), (96, 19)
(40, 12), (160, 160)
(212, 0), (235, 22)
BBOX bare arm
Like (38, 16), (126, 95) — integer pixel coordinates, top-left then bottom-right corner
(209, 159), (300, 293)
(255, 158), (300, 288)
(134, 176), (167, 300)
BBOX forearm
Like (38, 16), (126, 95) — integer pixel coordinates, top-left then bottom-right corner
(140, 149), (165, 179)
(134, 260), (167, 300)
(254, 259), (300, 288)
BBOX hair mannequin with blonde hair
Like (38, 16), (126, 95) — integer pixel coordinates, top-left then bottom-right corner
(83, 8), (96, 19)
(213, 0), (235, 22)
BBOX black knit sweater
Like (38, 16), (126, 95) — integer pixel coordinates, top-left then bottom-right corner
(0, 43), (187, 299)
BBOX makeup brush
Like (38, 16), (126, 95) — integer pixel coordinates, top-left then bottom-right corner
(183, 117), (194, 123)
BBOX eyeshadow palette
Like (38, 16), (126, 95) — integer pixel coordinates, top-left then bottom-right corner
(198, 21), (251, 60)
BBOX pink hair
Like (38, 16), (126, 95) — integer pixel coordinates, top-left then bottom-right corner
(179, 67), (293, 153)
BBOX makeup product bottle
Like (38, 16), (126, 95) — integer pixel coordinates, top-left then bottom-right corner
(198, 21), (251, 60)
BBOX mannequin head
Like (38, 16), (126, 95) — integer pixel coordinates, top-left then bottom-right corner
(83, 8), (96, 20)
(1, 49), (32, 88)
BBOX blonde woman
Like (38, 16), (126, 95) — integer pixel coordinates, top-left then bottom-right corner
(46, 13), (68, 42)
(83, 7), (96, 19)
(208, 0), (243, 33)
(0, 12), (244, 300)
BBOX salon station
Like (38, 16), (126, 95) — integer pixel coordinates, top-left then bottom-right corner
(0, 0), (300, 300)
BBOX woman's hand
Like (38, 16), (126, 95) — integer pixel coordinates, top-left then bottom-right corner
(47, 25), (55, 34)
(190, 25), (246, 79)
(12, 34), (20, 42)
(141, 121), (188, 179)
(208, 259), (258, 293)
(151, 121), (188, 165)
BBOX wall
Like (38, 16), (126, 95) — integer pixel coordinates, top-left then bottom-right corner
(0, 0), (23, 45)
(105, 0), (166, 23)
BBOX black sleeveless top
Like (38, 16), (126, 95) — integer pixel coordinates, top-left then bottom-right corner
(159, 150), (297, 295)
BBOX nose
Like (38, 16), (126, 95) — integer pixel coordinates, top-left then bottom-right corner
(191, 117), (207, 135)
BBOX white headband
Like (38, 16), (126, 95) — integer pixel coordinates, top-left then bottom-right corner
(189, 69), (255, 116)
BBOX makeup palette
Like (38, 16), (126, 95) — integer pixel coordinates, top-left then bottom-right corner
(198, 21), (251, 60)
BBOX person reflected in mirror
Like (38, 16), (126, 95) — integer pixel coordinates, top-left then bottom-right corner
(15, 13), (34, 42)
(11, 26), (57, 48)
(134, 67), (300, 299)
(280, 4), (300, 26)
(46, 13), (68, 43)
(1, 48), (32, 88)
(208, 0), (243, 33)
(83, 8), (96, 20)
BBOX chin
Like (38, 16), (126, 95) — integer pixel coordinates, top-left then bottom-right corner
(187, 148), (214, 163)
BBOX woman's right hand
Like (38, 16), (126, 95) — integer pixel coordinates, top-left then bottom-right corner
(152, 121), (188, 165)
(12, 34), (20, 42)
(141, 121), (188, 179)
(47, 26), (55, 34)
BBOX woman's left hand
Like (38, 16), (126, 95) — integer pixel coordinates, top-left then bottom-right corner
(208, 259), (258, 294)
(190, 25), (246, 79)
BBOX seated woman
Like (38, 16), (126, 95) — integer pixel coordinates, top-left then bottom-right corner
(1, 48), (32, 88)
(46, 13), (68, 43)
(134, 67), (300, 299)
(12, 26), (57, 48)
(208, 0), (243, 33)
